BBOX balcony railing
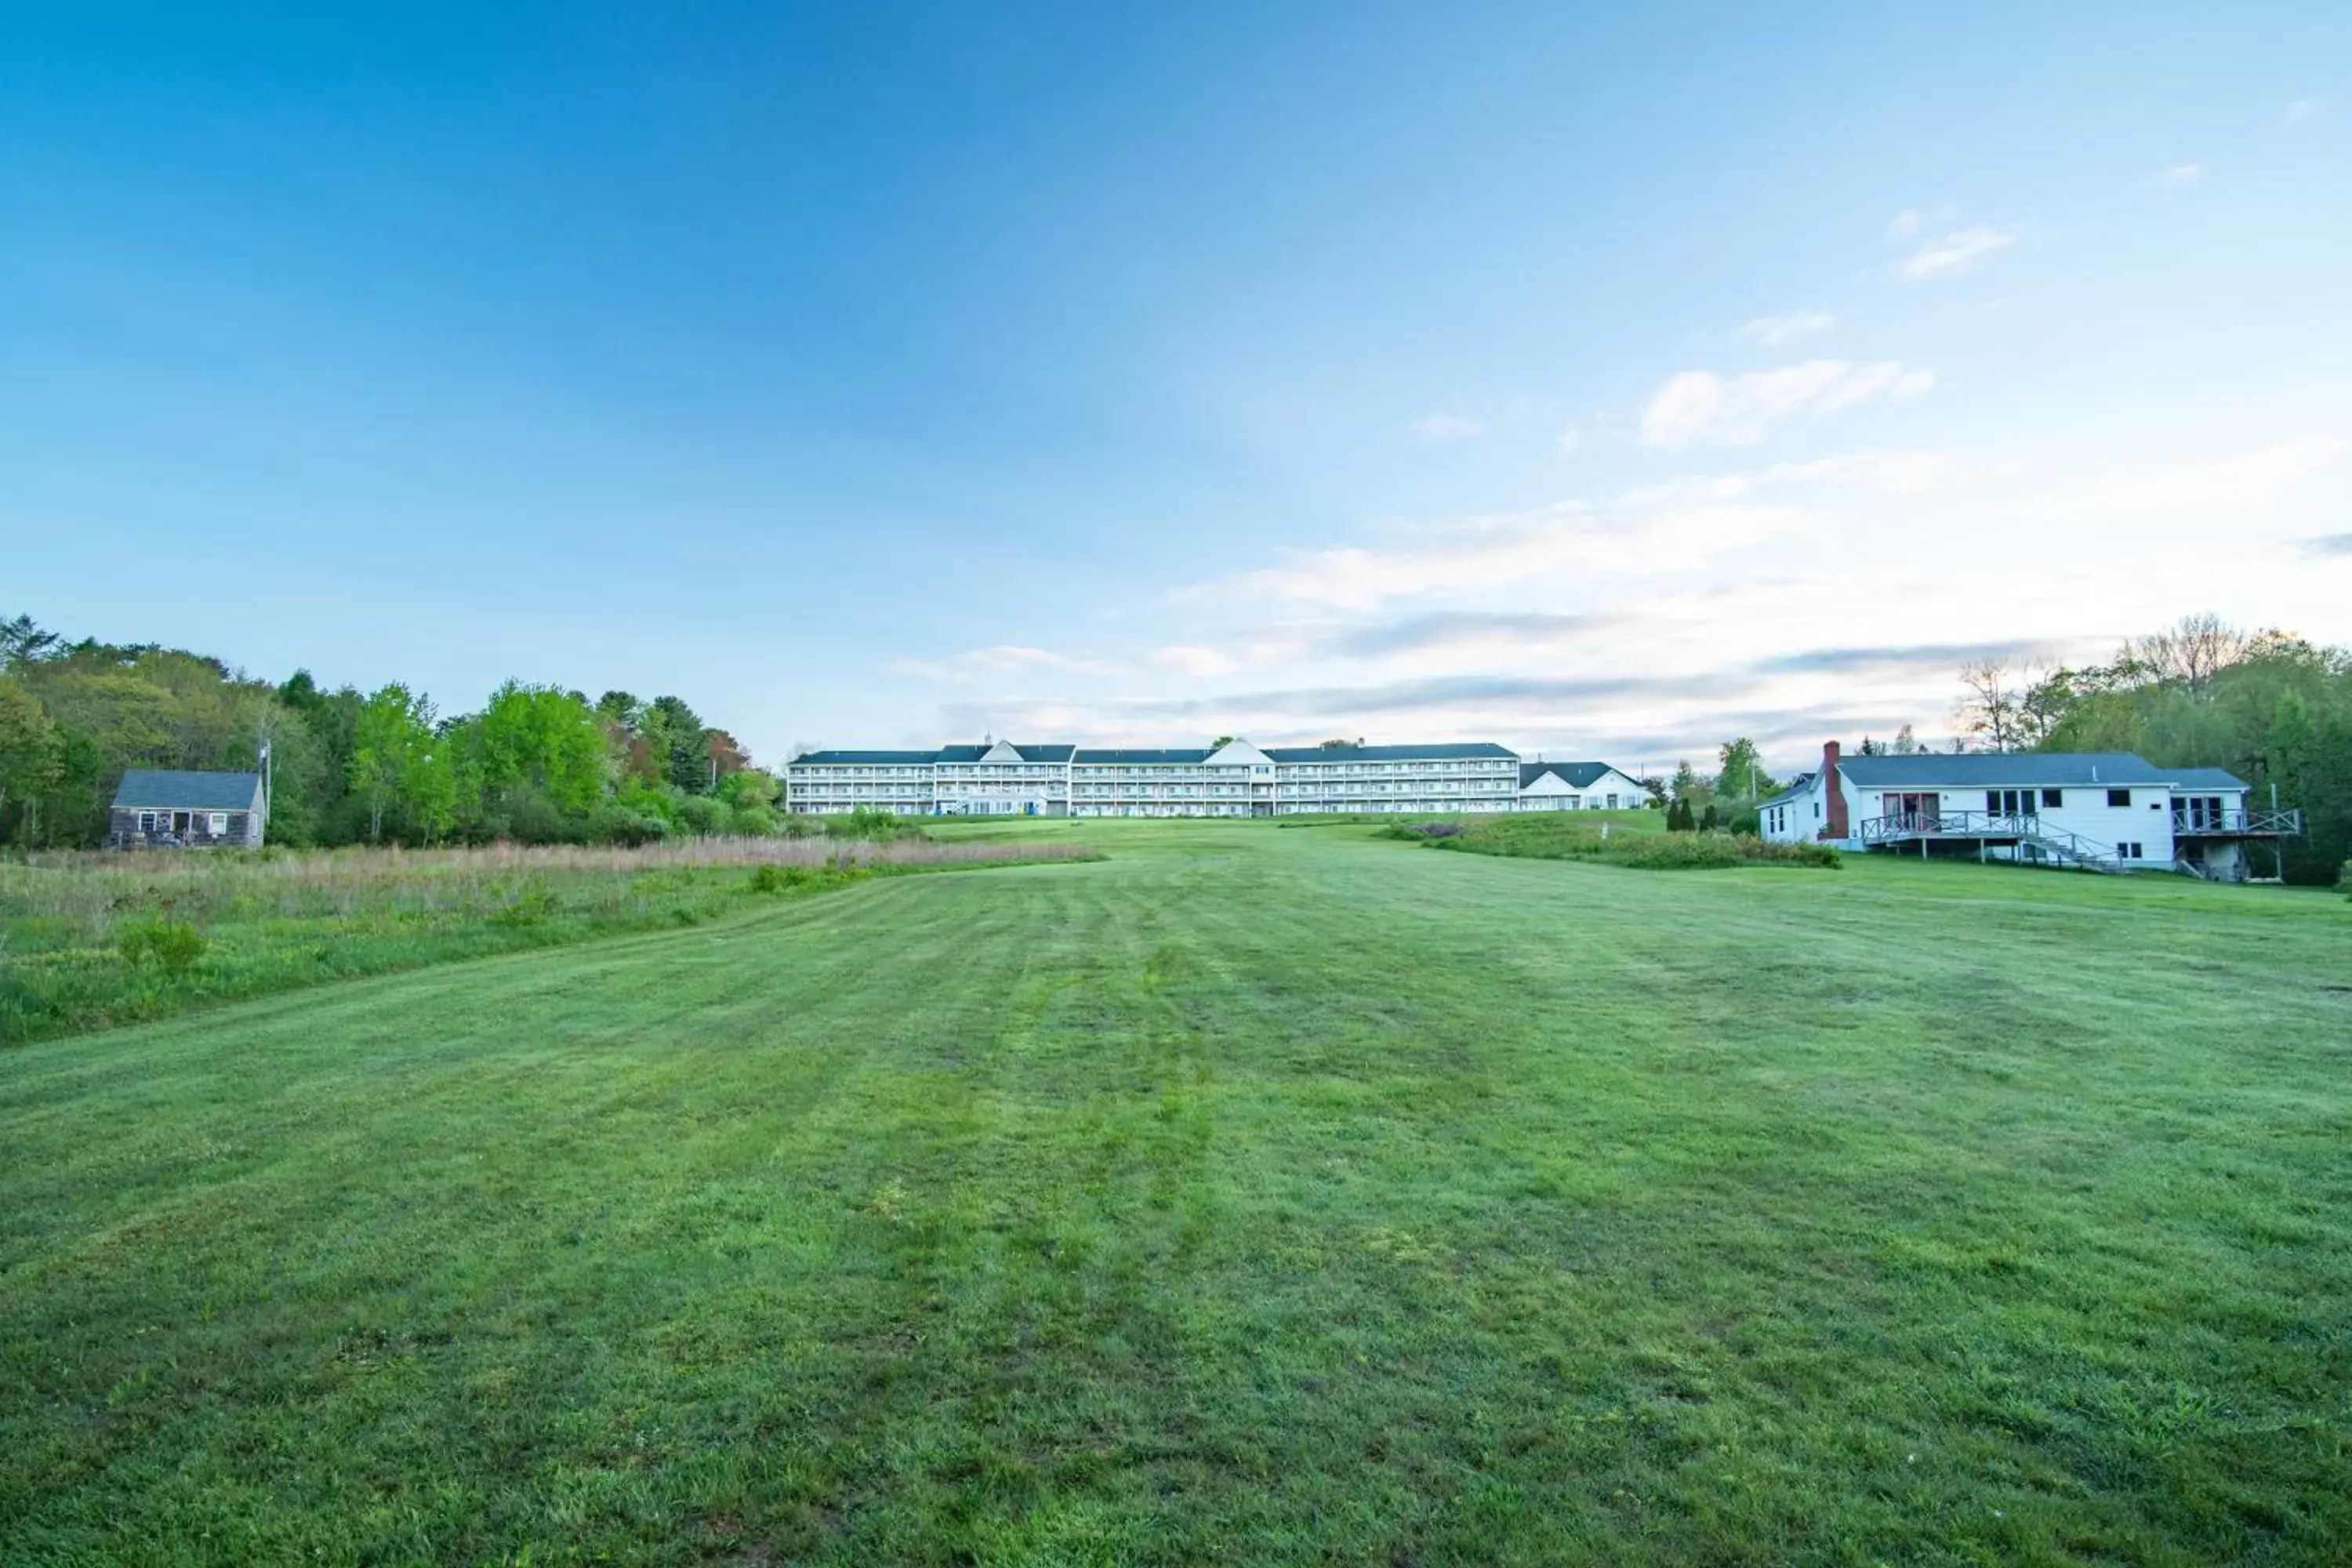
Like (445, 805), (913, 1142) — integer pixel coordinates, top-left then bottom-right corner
(2171, 808), (2302, 836)
(1857, 809), (2042, 843)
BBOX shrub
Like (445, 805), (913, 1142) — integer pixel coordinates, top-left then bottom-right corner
(586, 803), (668, 847)
(118, 918), (207, 971)
(487, 890), (559, 927)
(729, 805), (779, 837)
(747, 864), (812, 895)
(673, 795), (731, 837)
(829, 805), (914, 841)
(1399, 815), (1835, 871)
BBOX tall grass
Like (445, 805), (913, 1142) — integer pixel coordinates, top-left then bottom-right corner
(0, 837), (1097, 1045)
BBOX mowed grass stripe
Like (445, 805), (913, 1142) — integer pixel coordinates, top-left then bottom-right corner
(2, 823), (2347, 1564)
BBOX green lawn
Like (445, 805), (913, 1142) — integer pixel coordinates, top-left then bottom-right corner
(3, 822), (2348, 1565)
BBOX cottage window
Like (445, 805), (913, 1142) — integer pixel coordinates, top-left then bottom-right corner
(2042, 789), (2063, 808)
(139, 811), (158, 833)
(209, 812), (229, 835)
(2107, 789), (2130, 808)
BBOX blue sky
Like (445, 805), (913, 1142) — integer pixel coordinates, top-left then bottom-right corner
(8, 3), (2349, 769)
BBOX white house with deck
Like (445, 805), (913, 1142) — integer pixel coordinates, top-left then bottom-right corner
(1757, 742), (2299, 880)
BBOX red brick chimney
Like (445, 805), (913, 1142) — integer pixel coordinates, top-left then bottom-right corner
(1818, 740), (1848, 840)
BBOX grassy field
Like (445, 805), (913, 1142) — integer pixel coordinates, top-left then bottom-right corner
(3, 820), (2348, 1564)
(0, 836), (1095, 1046)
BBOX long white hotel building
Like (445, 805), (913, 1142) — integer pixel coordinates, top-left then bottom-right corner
(784, 738), (1651, 818)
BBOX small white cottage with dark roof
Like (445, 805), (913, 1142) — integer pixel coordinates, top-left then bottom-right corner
(1515, 760), (1650, 811)
(109, 769), (267, 848)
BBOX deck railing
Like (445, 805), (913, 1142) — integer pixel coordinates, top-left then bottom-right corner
(1857, 809), (2042, 844)
(2170, 808), (2303, 836)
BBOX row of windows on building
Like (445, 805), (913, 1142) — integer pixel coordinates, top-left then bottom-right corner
(791, 781), (1514, 797)
(135, 811), (236, 836)
(798, 761), (1515, 781)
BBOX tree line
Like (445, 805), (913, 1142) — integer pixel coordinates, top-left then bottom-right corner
(0, 614), (781, 848)
(1947, 614), (2351, 884)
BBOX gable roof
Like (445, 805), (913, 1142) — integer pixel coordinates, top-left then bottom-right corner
(2169, 766), (2249, 790)
(113, 769), (263, 811)
(1204, 739), (1273, 767)
(1757, 772), (1817, 811)
(1837, 751), (2170, 787)
(1261, 742), (1519, 763)
(1519, 760), (1624, 789)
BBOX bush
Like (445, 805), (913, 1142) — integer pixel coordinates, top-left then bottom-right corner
(828, 805), (914, 841)
(673, 795), (731, 837)
(1563, 833), (1840, 870)
(729, 805), (779, 837)
(747, 864), (812, 895)
(487, 890), (560, 927)
(1400, 814), (1836, 871)
(1379, 821), (1463, 840)
(118, 918), (207, 971)
(586, 803), (669, 847)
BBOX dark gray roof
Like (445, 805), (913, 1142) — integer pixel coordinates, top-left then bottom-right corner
(792, 750), (940, 765)
(2169, 767), (2249, 790)
(932, 742), (1073, 764)
(1519, 760), (1624, 789)
(113, 769), (264, 811)
(1262, 742), (1519, 763)
(1837, 751), (2170, 787)
(1757, 772), (1817, 811)
(1073, 748), (1213, 764)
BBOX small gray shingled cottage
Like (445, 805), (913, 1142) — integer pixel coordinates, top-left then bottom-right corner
(109, 769), (268, 848)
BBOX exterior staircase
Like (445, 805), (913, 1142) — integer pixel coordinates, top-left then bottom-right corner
(2009, 823), (2122, 873)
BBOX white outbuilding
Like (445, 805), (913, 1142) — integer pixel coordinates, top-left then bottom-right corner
(1515, 761), (1650, 811)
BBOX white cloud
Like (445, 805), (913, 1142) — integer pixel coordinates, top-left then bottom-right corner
(2285, 97), (2326, 127)
(1146, 644), (1240, 677)
(893, 644), (1118, 683)
(1639, 360), (1935, 449)
(1898, 227), (2016, 281)
(1884, 208), (1926, 240)
(2037, 437), (2347, 521)
(2143, 162), (2203, 189)
(1555, 426), (1584, 455)
(1738, 310), (1837, 346)
(1623, 450), (1957, 506)
(1186, 498), (1802, 612)
(1410, 412), (1483, 443)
